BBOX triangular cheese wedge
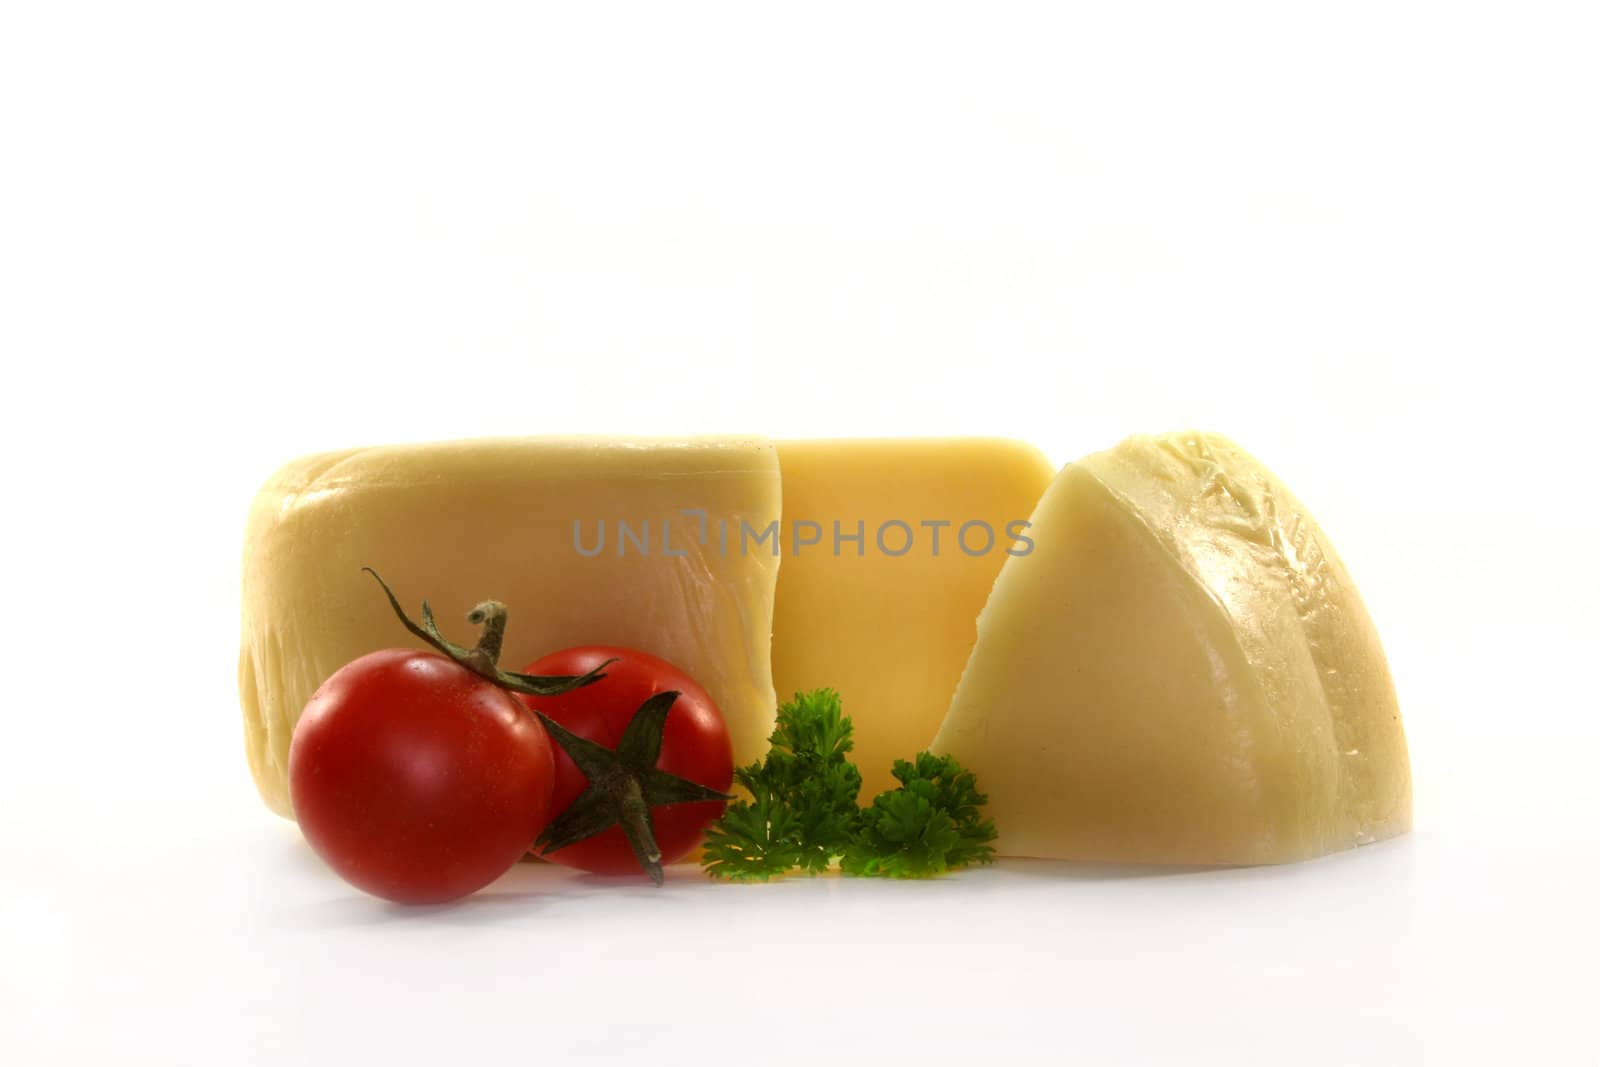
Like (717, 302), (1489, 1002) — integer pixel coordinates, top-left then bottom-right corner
(931, 432), (1411, 864)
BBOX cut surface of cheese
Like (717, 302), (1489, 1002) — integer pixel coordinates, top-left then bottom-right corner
(772, 438), (1056, 796)
(931, 431), (1410, 865)
(240, 436), (782, 818)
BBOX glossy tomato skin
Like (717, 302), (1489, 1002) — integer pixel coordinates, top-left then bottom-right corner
(289, 648), (556, 904)
(518, 646), (733, 876)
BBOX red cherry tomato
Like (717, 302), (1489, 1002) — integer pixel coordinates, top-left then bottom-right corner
(289, 648), (556, 904)
(518, 647), (733, 876)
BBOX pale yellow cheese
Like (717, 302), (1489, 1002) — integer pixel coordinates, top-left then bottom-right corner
(772, 438), (1056, 796)
(931, 431), (1411, 864)
(239, 436), (782, 818)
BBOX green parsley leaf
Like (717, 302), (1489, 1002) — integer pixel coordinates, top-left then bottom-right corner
(840, 752), (998, 879)
(697, 774), (804, 881)
(700, 689), (863, 880)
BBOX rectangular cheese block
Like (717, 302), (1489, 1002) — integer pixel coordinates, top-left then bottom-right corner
(771, 438), (1056, 796)
(239, 436), (782, 817)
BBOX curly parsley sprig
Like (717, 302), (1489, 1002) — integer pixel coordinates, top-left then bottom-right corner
(700, 690), (997, 881)
(841, 753), (997, 878)
(700, 689), (862, 880)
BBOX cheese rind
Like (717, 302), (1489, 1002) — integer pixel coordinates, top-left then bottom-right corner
(239, 436), (782, 818)
(771, 438), (1056, 796)
(931, 432), (1411, 864)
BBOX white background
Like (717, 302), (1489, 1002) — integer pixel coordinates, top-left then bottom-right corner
(3, 3), (1597, 1064)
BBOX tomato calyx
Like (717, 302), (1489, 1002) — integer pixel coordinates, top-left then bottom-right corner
(533, 691), (733, 886)
(363, 567), (615, 696)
